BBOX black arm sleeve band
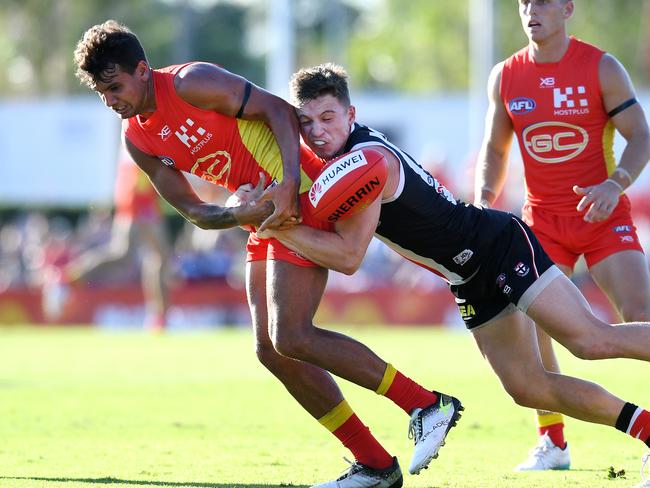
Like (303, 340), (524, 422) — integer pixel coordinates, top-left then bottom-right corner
(607, 97), (638, 118)
(235, 81), (252, 119)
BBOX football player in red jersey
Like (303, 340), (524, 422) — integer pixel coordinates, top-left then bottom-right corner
(474, 0), (650, 472)
(74, 21), (462, 488)
(42, 143), (171, 332)
(248, 62), (650, 487)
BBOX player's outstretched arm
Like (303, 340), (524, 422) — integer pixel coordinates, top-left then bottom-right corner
(124, 137), (272, 230)
(575, 54), (650, 223)
(474, 62), (514, 208)
(259, 196), (382, 275)
(174, 63), (301, 231)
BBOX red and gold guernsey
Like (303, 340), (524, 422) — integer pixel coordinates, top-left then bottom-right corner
(124, 63), (322, 194)
(501, 37), (624, 215)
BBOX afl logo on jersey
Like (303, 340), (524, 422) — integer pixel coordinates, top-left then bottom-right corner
(522, 121), (588, 164)
(509, 97), (536, 115)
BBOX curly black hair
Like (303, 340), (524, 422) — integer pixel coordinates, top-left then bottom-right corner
(74, 20), (147, 88)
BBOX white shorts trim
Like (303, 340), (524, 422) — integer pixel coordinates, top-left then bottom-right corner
(516, 265), (563, 313)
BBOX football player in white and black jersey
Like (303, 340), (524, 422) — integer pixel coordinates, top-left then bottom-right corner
(249, 63), (650, 486)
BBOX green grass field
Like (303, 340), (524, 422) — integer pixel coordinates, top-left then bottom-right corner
(0, 325), (647, 488)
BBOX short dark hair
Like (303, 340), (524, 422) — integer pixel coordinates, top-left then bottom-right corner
(290, 63), (351, 107)
(74, 20), (147, 88)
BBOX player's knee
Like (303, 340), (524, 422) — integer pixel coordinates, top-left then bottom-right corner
(270, 327), (312, 360)
(255, 341), (282, 369)
(503, 381), (540, 408)
(564, 335), (612, 360)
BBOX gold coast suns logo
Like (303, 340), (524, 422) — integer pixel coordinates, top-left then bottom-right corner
(522, 122), (588, 164)
(191, 151), (232, 185)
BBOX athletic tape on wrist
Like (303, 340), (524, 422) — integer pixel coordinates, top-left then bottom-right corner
(606, 178), (624, 193)
(613, 167), (633, 186)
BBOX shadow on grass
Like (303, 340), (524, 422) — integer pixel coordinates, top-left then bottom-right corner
(0, 476), (309, 488)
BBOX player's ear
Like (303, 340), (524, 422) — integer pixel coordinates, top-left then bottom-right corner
(136, 60), (150, 81)
(563, 0), (574, 20)
(347, 105), (356, 127)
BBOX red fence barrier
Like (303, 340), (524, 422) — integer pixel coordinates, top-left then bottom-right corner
(0, 278), (617, 328)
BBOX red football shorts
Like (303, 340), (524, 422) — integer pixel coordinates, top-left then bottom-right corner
(114, 159), (161, 222)
(522, 195), (644, 269)
(246, 192), (334, 267)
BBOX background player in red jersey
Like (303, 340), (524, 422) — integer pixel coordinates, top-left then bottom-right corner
(247, 62), (650, 487)
(474, 0), (650, 472)
(74, 21), (461, 488)
(43, 143), (171, 331)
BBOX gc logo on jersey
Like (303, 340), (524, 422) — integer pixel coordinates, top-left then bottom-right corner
(190, 150), (232, 185)
(509, 97), (536, 115)
(522, 121), (589, 163)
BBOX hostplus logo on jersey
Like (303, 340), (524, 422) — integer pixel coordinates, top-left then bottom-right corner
(553, 86), (590, 116)
(175, 118), (213, 155)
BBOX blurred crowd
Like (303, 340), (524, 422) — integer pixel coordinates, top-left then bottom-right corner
(0, 207), (454, 296)
(2, 160), (650, 300)
(0, 207), (246, 294)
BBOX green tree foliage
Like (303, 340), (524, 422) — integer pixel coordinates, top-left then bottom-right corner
(345, 1), (469, 92)
(338, 0), (648, 92)
(0, 0), (263, 96)
(0, 0), (647, 96)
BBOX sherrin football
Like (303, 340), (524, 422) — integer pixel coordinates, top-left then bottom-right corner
(308, 148), (388, 222)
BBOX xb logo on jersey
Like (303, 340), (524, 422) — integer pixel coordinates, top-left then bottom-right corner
(540, 77), (555, 88)
(523, 122), (589, 163)
(158, 125), (172, 141)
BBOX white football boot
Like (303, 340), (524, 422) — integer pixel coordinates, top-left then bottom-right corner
(408, 393), (464, 475)
(634, 452), (650, 488)
(514, 433), (570, 471)
(311, 457), (402, 488)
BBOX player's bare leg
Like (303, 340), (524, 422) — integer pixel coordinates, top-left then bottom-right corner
(247, 260), (344, 416)
(139, 220), (170, 331)
(69, 216), (135, 281)
(590, 250), (650, 322)
(247, 259), (398, 481)
(516, 262), (573, 471)
(528, 273), (650, 361)
(266, 259), (462, 475)
(266, 260), (386, 389)
(475, 303), (650, 484)
(43, 215), (134, 320)
(473, 310), (626, 425)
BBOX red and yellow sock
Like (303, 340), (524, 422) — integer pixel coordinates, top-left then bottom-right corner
(537, 412), (566, 448)
(616, 402), (650, 447)
(318, 400), (393, 470)
(376, 363), (438, 414)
